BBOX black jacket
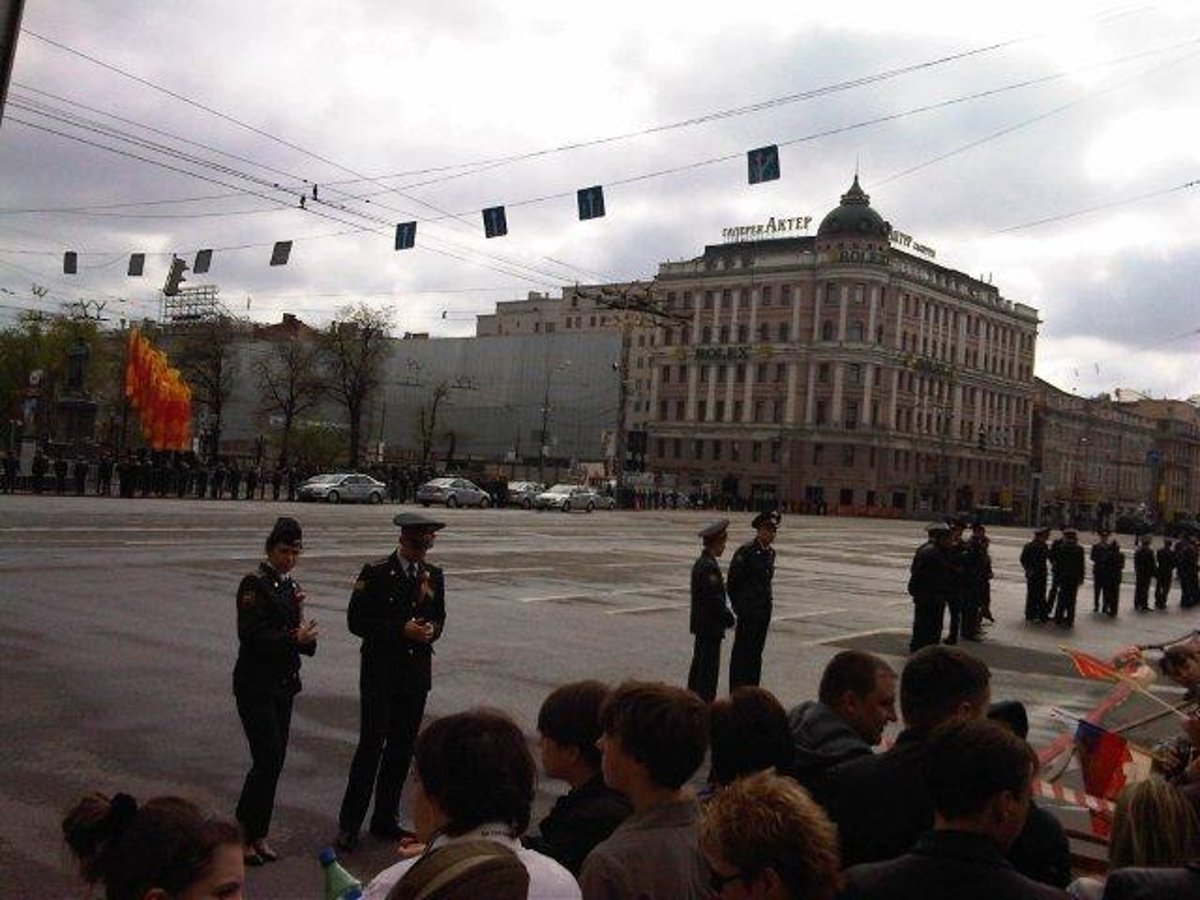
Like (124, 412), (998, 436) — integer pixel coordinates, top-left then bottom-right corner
(522, 774), (632, 876)
(347, 551), (445, 694)
(840, 830), (1069, 900)
(727, 539), (774, 619)
(1021, 540), (1050, 580)
(1101, 862), (1200, 899)
(1051, 541), (1086, 586)
(690, 551), (734, 636)
(233, 562), (315, 696)
(908, 542), (952, 604)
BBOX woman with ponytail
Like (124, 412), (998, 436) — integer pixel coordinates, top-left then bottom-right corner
(62, 792), (243, 899)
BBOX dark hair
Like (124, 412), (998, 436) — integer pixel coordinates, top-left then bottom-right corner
(537, 680), (609, 768)
(414, 710), (535, 837)
(900, 646), (990, 731)
(1161, 645), (1199, 678)
(923, 719), (1036, 820)
(818, 650), (894, 707)
(709, 687), (792, 786)
(599, 681), (708, 790)
(987, 700), (1030, 741)
(62, 793), (240, 900)
(265, 516), (302, 552)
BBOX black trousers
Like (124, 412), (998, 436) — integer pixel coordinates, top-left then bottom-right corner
(687, 634), (722, 702)
(1024, 575), (1048, 621)
(1156, 572), (1172, 608)
(1134, 573), (1152, 610)
(1102, 578), (1120, 616)
(910, 596), (945, 653)
(338, 678), (428, 834)
(235, 690), (294, 842)
(1054, 582), (1080, 626)
(729, 614), (769, 689)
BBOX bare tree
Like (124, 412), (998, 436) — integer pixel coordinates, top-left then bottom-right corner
(254, 337), (325, 465)
(418, 381), (450, 468)
(175, 315), (242, 461)
(318, 304), (393, 467)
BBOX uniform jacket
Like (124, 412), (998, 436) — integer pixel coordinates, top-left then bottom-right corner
(1091, 541), (1124, 578)
(347, 550), (445, 694)
(963, 537), (993, 590)
(727, 539), (774, 619)
(1157, 544), (1176, 578)
(1021, 540), (1050, 581)
(1134, 545), (1157, 579)
(1051, 542), (1086, 586)
(1100, 862), (1200, 899)
(840, 830), (1069, 900)
(522, 774), (632, 876)
(908, 542), (952, 603)
(690, 550), (734, 636)
(233, 562), (315, 696)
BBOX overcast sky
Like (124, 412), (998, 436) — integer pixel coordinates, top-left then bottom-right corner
(2, 0), (1198, 399)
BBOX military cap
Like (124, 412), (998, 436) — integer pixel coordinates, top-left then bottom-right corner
(751, 509), (781, 529)
(266, 516), (302, 548)
(1034, 526), (1051, 536)
(1063, 527), (1078, 536)
(926, 522), (951, 535)
(947, 516), (967, 529)
(1097, 527), (1111, 536)
(393, 511), (446, 532)
(699, 519), (730, 540)
(970, 521), (986, 532)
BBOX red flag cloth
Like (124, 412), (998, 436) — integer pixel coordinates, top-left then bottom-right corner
(1074, 719), (1154, 838)
(1063, 647), (1121, 682)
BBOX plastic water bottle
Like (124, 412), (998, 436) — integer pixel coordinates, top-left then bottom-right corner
(319, 846), (363, 900)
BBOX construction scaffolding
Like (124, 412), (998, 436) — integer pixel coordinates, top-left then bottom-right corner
(160, 285), (224, 323)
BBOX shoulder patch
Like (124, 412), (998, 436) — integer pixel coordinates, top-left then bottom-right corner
(238, 588), (257, 609)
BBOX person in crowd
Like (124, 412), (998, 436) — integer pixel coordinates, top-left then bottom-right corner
(97, 452), (113, 496)
(1092, 528), (1125, 617)
(816, 645), (991, 867)
(839, 718), (1066, 899)
(1160, 644), (1200, 703)
(987, 700), (1072, 888)
(1179, 535), (1200, 610)
(73, 456), (88, 494)
(521, 680), (631, 876)
(62, 792), (244, 900)
(1134, 536), (1157, 612)
(727, 510), (779, 690)
(709, 687), (793, 789)
(579, 681), (711, 900)
(699, 771), (842, 900)
(31, 448), (48, 493)
(958, 521), (992, 641)
(1022, 526), (1052, 623)
(907, 522), (955, 652)
(365, 709), (579, 900)
(1052, 528), (1087, 627)
(1, 448), (18, 493)
(233, 516), (316, 865)
(387, 840), (530, 900)
(788, 650), (897, 791)
(1156, 538), (1177, 609)
(54, 453), (68, 493)
(688, 519), (734, 702)
(1068, 777), (1199, 899)
(337, 512), (447, 851)
(1100, 861), (1200, 899)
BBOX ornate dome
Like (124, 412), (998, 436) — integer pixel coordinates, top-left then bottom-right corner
(816, 176), (891, 240)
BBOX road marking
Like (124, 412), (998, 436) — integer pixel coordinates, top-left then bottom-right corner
(772, 607), (849, 622)
(807, 627), (910, 646)
(608, 604), (687, 615)
(519, 586), (654, 604)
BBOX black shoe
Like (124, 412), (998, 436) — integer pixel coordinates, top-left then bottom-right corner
(369, 820), (415, 841)
(334, 829), (359, 853)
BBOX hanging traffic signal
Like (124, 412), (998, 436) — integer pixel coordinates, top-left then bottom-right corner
(577, 186), (605, 220)
(193, 248), (213, 274)
(127, 253), (145, 276)
(63, 251), (78, 274)
(164, 257), (188, 295)
(270, 241), (292, 266)
(395, 221), (416, 250)
(482, 206), (507, 238)
(747, 145), (780, 184)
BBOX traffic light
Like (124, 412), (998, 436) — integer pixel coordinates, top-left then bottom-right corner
(164, 257), (188, 295)
(747, 145), (780, 184)
(395, 221), (417, 250)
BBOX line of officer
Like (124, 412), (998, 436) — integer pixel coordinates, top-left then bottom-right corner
(336, 511), (447, 851)
(727, 510), (780, 689)
(687, 519), (735, 702)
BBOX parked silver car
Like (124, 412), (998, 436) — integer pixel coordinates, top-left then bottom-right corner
(533, 483), (601, 512)
(508, 481), (545, 509)
(297, 472), (386, 504)
(417, 476), (492, 508)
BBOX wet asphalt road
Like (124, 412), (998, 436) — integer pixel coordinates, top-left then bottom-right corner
(2, 495), (1195, 898)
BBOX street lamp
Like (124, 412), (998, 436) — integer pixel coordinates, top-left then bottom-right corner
(539, 359), (570, 483)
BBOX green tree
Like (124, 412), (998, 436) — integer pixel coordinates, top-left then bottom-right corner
(254, 336), (325, 466)
(318, 304), (393, 467)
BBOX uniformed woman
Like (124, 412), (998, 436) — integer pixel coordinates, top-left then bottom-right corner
(233, 516), (317, 865)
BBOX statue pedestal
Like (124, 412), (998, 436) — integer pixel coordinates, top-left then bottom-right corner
(56, 396), (99, 449)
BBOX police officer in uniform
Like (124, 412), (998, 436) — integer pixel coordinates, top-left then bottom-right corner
(687, 519), (734, 702)
(1052, 528), (1086, 626)
(908, 522), (954, 652)
(336, 512), (447, 851)
(1156, 538), (1176, 609)
(727, 510), (779, 690)
(1020, 527), (1051, 622)
(233, 516), (317, 865)
(1133, 535), (1156, 611)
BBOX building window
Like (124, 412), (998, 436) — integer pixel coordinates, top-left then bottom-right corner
(722, 289), (732, 309)
(825, 283), (838, 305)
(715, 400), (725, 421)
(660, 366), (671, 384)
(683, 291), (692, 309)
(704, 291), (715, 310)
(662, 328), (672, 346)
(818, 363), (831, 384)
(735, 364), (745, 383)
(770, 441), (780, 464)
(839, 487), (854, 504)
(759, 322), (770, 342)
(782, 284), (793, 302)
(821, 320), (835, 341)
(853, 283), (865, 304)
(675, 400), (685, 420)
(693, 439), (704, 459)
(713, 440), (722, 460)
(842, 445), (855, 467)
(761, 286), (773, 306)
(655, 438), (664, 457)
(589, 316), (596, 326)
(873, 366), (882, 387)
(876, 324), (884, 344)
(775, 363), (786, 383)
(697, 400), (707, 421)
(719, 325), (729, 343)
(845, 401), (858, 430)
(737, 324), (748, 343)
(871, 401), (880, 426)
(733, 400), (743, 421)
(816, 400), (828, 424)
(678, 364), (687, 381)
(773, 400), (783, 423)
(658, 400), (668, 419)
(731, 441), (741, 461)
(754, 400), (766, 422)
(848, 320), (864, 342)
(756, 363), (768, 383)
(752, 442), (762, 462)
(848, 364), (862, 386)
(812, 443), (824, 465)
(673, 438), (681, 459)
(702, 326), (712, 343)
(777, 322), (790, 342)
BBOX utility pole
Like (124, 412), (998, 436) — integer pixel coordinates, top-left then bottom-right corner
(578, 282), (688, 505)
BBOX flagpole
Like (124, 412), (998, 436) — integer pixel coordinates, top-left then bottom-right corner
(1060, 645), (1191, 722)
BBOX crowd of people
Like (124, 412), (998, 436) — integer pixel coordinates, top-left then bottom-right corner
(56, 506), (1200, 899)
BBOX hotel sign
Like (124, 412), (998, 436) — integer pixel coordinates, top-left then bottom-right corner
(722, 215), (812, 243)
(889, 228), (936, 259)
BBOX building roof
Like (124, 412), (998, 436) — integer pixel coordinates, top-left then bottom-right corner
(816, 175), (891, 240)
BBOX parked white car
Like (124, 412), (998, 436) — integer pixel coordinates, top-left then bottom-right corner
(417, 477), (492, 508)
(297, 472), (387, 504)
(533, 483), (601, 512)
